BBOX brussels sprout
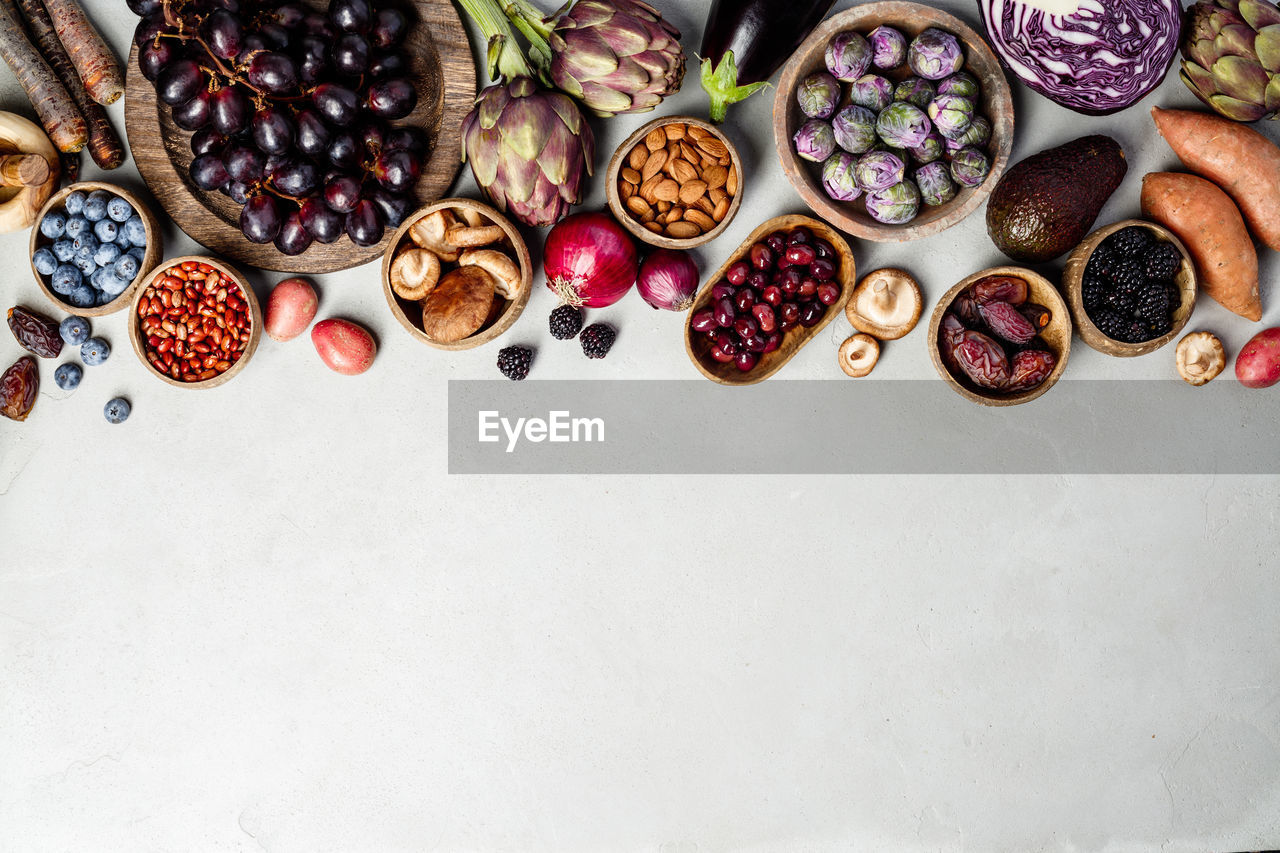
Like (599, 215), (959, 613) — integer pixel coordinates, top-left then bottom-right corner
(825, 30), (872, 82)
(908, 27), (965, 80)
(945, 115), (991, 152)
(914, 161), (958, 206)
(950, 146), (991, 187)
(894, 76), (937, 109)
(937, 71), (980, 99)
(848, 74), (894, 111)
(796, 71), (842, 119)
(864, 181), (920, 225)
(908, 131), (945, 165)
(927, 94), (975, 140)
(832, 104), (878, 154)
(868, 25), (907, 69)
(875, 101), (931, 149)
(854, 149), (906, 192)
(794, 118), (837, 162)
(822, 151), (862, 202)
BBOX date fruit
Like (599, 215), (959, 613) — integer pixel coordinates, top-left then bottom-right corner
(7, 306), (63, 358)
(978, 300), (1036, 345)
(938, 313), (965, 373)
(1, 356), (38, 421)
(1004, 350), (1056, 393)
(956, 330), (1010, 389)
(969, 275), (1028, 306)
(953, 294), (982, 328)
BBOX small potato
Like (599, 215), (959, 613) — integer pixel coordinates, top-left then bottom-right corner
(265, 277), (319, 342)
(311, 318), (376, 375)
(1235, 327), (1280, 388)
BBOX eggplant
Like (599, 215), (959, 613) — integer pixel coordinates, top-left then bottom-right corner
(700, 0), (836, 123)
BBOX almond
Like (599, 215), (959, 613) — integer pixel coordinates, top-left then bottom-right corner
(664, 123), (686, 141)
(726, 165), (738, 196)
(656, 200), (671, 213)
(697, 136), (728, 159)
(713, 197), (730, 222)
(639, 174), (662, 203)
(679, 141), (701, 166)
(626, 195), (651, 218)
(703, 165), (728, 190)
(628, 145), (647, 170)
(645, 127), (667, 151)
(644, 221), (664, 234)
(654, 179), (680, 203)
(678, 180), (707, 206)
(620, 182), (634, 200)
(685, 209), (716, 231)
(709, 186), (727, 205)
(686, 125), (709, 142)
(670, 158), (697, 184)
(694, 195), (715, 216)
(641, 148), (668, 182)
(666, 221), (700, 239)
(621, 167), (641, 185)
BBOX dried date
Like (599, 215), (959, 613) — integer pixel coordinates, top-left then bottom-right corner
(1018, 302), (1051, 331)
(978, 300), (1036, 345)
(7, 306), (63, 358)
(1, 355), (37, 421)
(956, 330), (1010, 389)
(939, 313), (965, 373)
(1004, 349), (1057, 393)
(954, 294), (983, 328)
(969, 275), (1028, 306)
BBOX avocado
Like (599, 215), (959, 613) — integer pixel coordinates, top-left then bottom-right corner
(986, 135), (1127, 263)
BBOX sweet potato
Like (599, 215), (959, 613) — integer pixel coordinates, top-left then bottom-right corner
(1152, 107), (1280, 252)
(1140, 172), (1261, 322)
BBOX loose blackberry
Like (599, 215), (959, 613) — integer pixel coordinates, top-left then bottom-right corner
(1103, 288), (1136, 315)
(497, 345), (533, 380)
(549, 305), (583, 340)
(1111, 256), (1145, 298)
(1082, 275), (1107, 312)
(1089, 308), (1128, 340)
(580, 323), (616, 359)
(1086, 245), (1117, 279)
(1135, 285), (1172, 323)
(1143, 241), (1182, 281)
(1120, 319), (1153, 344)
(1105, 226), (1153, 258)
(1148, 314), (1174, 338)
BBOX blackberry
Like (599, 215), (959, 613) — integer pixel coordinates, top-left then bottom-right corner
(1135, 285), (1172, 323)
(1081, 274), (1107, 312)
(1105, 226), (1153, 258)
(1089, 308), (1128, 340)
(1111, 256), (1145, 298)
(549, 304), (583, 340)
(1120, 319), (1153, 344)
(1086, 245), (1117, 279)
(497, 345), (533, 380)
(1102, 288), (1136, 315)
(580, 323), (615, 359)
(1148, 314), (1174, 338)
(1143, 241), (1182, 281)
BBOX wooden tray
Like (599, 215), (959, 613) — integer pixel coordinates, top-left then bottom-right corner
(123, 0), (475, 274)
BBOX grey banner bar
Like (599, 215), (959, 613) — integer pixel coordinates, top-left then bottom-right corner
(448, 380), (1280, 474)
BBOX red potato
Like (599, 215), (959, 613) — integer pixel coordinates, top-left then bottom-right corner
(1235, 327), (1280, 388)
(311, 318), (375, 375)
(265, 276), (318, 341)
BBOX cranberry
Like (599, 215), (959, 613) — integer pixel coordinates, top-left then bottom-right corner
(726, 260), (751, 286)
(797, 277), (818, 300)
(691, 309), (717, 332)
(715, 296), (736, 327)
(734, 288), (755, 313)
(779, 315), (797, 332)
(749, 242), (773, 270)
(747, 270), (769, 290)
(765, 231), (787, 253)
(711, 282), (734, 301)
(779, 269), (801, 296)
(812, 237), (836, 259)
(752, 303), (776, 333)
(743, 333), (768, 353)
(786, 226), (812, 246)
(799, 301), (826, 327)
(816, 283), (841, 306)
(715, 332), (737, 355)
(761, 285), (783, 307)
(762, 331), (782, 353)
(734, 315), (758, 338)
(709, 344), (735, 363)
(780, 302), (800, 325)
(785, 244), (816, 266)
(809, 258), (836, 281)
(734, 350), (758, 372)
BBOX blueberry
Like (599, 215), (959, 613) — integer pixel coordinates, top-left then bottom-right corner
(121, 215), (147, 246)
(126, 246), (145, 264)
(106, 196), (133, 222)
(89, 267), (112, 291)
(113, 230), (132, 250)
(73, 254), (97, 275)
(113, 254), (139, 282)
(33, 247), (57, 275)
(103, 397), (130, 424)
(94, 242), (121, 267)
(68, 283), (96, 307)
(100, 271), (129, 297)
(72, 231), (99, 253)
(64, 215), (89, 239)
(51, 239), (75, 262)
(40, 211), (66, 239)
(59, 316), (90, 345)
(83, 191), (110, 221)
(64, 190), (86, 215)
(80, 336), (110, 366)
(54, 362), (82, 391)
(50, 263), (82, 294)
(93, 218), (117, 242)
(95, 290), (115, 306)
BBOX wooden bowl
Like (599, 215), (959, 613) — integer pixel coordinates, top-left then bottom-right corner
(605, 116), (743, 249)
(30, 181), (162, 317)
(122, 0), (475, 274)
(128, 256), (262, 389)
(684, 214), (856, 385)
(773, 1), (1014, 243)
(928, 265), (1071, 406)
(1063, 219), (1197, 358)
(380, 198), (532, 351)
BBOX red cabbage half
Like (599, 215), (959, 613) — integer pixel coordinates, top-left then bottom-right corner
(977, 0), (1182, 115)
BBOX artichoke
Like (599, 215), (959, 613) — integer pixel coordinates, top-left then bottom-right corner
(1181, 0), (1280, 121)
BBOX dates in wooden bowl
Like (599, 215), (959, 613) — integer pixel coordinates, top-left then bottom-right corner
(927, 265), (1071, 406)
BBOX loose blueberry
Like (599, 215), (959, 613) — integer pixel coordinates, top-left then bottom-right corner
(95, 290), (115, 306)
(33, 247), (57, 275)
(94, 242), (121, 267)
(103, 397), (130, 424)
(60, 316), (90, 345)
(121, 215), (147, 246)
(100, 271), (129, 297)
(64, 215), (89, 239)
(126, 246), (146, 264)
(106, 196), (133, 222)
(54, 362), (82, 391)
(64, 190), (86, 215)
(50, 264), (82, 294)
(73, 254), (97, 275)
(80, 336), (111, 365)
(72, 232), (98, 253)
(113, 254), (139, 282)
(68, 283), (96, 307)
(93, 219), (117, 242)
(113, 229), (132, 250)
(83, 191), (110, 221)
(40, 211), (66, 239)
(51, 239), (75, 262)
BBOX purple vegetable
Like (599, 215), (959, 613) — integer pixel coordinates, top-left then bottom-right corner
(894, 76), (936, 109)
(949, 146), (991, 187)
(821, 151), (861, 201)
(915, 160), (957, 206)
(937, 71), (980, 98)
(797, 71), (842, 118)
(927, 94), (974, 139)
(868, 25), (907, 69)
(794, 118), (837, 162)
(909, 131), (945, 165)
(977, 0), (1180, 115)
(848, 73), (894, 111)
(831, 104), (878, 153)
(865, 180), (920, 224)
(945, 115), (991, 152)
(908, 28), (965, 80)
(825, 30), (872, 82)
(875, 101), (931, 149)
(854, 149), (905, 192)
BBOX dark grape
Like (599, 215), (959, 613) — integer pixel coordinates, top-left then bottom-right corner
(190, 153), (230, 190)
(262, 152), (290, 180)
(126, 0), (162, 15)
(225, 144), (266, 183)
(241, 195), (282, 244)
(358, 120), (385, 153)
(271, 3), (306, 28)
(258, 23), (291, 49)
(327, 132), (360, 170)
(371, 7), (408, 48)
(302, 12), (333, 38)
(368, 51), (408, 79)
(247, 51), (298, 94)
(384, 126), (428, 154)
(204, 0), (239, 12)
(157, 60), (204, 105)
(372, 149), (420, 192)
(323, 174), (361, 213)
(172, 91), (212, 131)
(252, 107), (294, 155)
(139, 38), (179, 81)
(312, 83), (359, 125)
(295, 109), (331, 156)
(345, 199), (383, 246)
(134, 17), (168, 47)
(211, 86), (250, 135)
(272, 160), (319, 197)
(299, 53), (326, 87)
(201, 9), (242, 60)
(225, 181), (251, 204)
(190, 128), (225, 157)
(236, 33), (269, 64)
(333, 33), (370, 76)
(330, 0), (372, 33)
(299, 198), (344, 243)
(299, 35), (328, 62)
(367, 186), (409, 228)
(275, 209), (313, 255)
(364, 78), (416, 120)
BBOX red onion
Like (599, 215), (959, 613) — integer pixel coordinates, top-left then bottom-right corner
(543, 212), (638, 307)
(636, 248), (700, 311)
